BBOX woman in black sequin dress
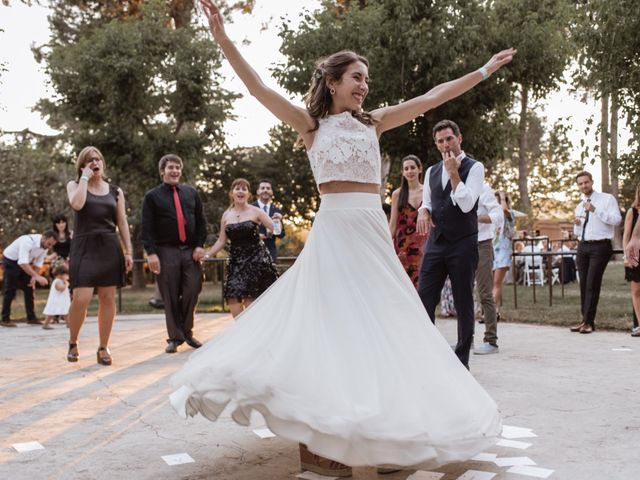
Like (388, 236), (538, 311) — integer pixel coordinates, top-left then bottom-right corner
(206, 178), (279, 317)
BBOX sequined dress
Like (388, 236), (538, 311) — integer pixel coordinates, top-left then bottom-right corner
(224, 220), (278, 300)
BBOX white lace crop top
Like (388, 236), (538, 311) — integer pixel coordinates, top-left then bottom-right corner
(307, 111), (381, 187)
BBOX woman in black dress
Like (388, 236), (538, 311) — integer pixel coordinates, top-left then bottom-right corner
(51, 213), (72, 262)
(206, 178), (279, 318)
(66, 146), (133, 365)
(623, 184), (640, 337)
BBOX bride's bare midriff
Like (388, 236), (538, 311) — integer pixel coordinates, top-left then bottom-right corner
(318, 181), (380, 195)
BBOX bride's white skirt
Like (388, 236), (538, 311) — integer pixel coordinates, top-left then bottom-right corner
(170, 193), (501, 467)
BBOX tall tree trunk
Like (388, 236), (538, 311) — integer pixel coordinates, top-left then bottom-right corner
(610, 91), (622, 249)
(600, 92), (610, 193)
(517, 85), (530, 214)
(169, 0), (194, 28)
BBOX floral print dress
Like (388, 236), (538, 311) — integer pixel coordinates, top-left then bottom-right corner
(393, 204), (426, 289)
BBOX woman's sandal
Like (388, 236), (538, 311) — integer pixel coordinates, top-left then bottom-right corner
(96, 347), (112, 366)
(67, 343), (79, 362)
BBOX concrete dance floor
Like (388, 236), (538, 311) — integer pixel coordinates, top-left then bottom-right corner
(0, 312), (637, 479)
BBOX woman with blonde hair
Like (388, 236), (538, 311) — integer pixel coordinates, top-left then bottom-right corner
(66, 146), (133, 365)
(205, 178), (279, 318)
(171, 1), (516, 476)
(623, 185), (640, 337)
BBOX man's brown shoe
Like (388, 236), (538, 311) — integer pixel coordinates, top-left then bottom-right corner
(570, 323), (586, 332)
(1, 320), (17, 327)
(299, 444), (352, 477)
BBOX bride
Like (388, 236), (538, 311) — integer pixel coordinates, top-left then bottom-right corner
(171, 0), (516, 476)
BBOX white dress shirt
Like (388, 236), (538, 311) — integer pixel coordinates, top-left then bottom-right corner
(477, 183), (504, 242)
(419, 150), (485, 214)
(3, 234), (47, 267)
(573, 190), (621, 241)
(257, 200), (272, 213)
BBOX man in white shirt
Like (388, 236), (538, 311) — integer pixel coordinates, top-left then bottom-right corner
(474, 183), (504, 355)
(570, 171), (621, 334)
(2, 231), (58, 326)
(417, 120), (485, 368)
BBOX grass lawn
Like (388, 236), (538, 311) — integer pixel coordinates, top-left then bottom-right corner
(3, 279), (226, 321)
(4, 262), (636, 332)
(499, 261), (636, 332)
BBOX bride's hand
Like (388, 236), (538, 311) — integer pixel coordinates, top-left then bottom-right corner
(483, 47), (518, 76)
(201, 0), (227, 42)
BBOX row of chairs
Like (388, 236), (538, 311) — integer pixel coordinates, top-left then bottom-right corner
(522, 257), (578, 286)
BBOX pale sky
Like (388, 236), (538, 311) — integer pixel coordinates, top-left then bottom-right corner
(0, 1), (632, 190)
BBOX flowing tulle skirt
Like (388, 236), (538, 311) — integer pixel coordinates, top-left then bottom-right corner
(170, 192), (501, 467)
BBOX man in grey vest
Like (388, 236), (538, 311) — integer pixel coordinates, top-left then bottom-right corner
(417, 120), (485, 369)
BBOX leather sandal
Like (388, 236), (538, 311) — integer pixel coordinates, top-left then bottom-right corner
(299, 444), (352, 477)
(67, 343), (79, 362)
(96, 347), (112, 366)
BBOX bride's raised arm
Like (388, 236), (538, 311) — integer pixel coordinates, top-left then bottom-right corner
(372, 48), (517, 135)
(201, 0), (315, 136)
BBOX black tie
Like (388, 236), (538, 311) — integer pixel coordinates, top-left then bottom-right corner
(581, 199), (591, 240)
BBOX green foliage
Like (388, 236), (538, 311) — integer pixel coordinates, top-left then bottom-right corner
(572, 0), (640, 174)
(38, 0), (237, 251)
(274, 0), (516, 181)
(487, 116), (583, 219)
(198, 124), (316, 235)
(0, 138), (74, 245)
(491, 0), (574, 100)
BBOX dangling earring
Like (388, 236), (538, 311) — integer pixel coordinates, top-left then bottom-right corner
(330, 87), (336, 95)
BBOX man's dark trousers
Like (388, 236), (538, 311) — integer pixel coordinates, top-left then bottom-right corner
(418, 234), (479, 367)
(155, 246), (202, 343)
(576, 240), (612, 328)
(2, 258), (36, 322)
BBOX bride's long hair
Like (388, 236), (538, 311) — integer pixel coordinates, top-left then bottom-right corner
(297, 50), (376, 147)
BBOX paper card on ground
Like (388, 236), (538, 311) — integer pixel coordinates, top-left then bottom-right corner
(612, 347), (632, 352)
(497, 439), (532, 449)
(507, 465), (555, 478)
(501, 425), (538, 439)
(297, 471), (339, 480)
(455, 470), (496, 480)
(471, 453), (498, 462)
(494, 456), (536, 467)
(12, 441), (45, 452)
(253, 427), (276, 438)
(161, 453), (195, 466)
(407, 471), (445, 479)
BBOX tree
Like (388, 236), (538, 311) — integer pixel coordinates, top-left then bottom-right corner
(487, 116), (583, 221)
(274, 0), (516, 193)
(38, 0), (237, 287)
(0, 136), (74, 246)
(490, 0), (573, 215)
(198, 124), (316, 232)
(572, 0), (640, 243)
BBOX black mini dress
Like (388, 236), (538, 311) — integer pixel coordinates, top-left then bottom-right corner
(626, 207), (640, 283)
(69, 184), (125, 289)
